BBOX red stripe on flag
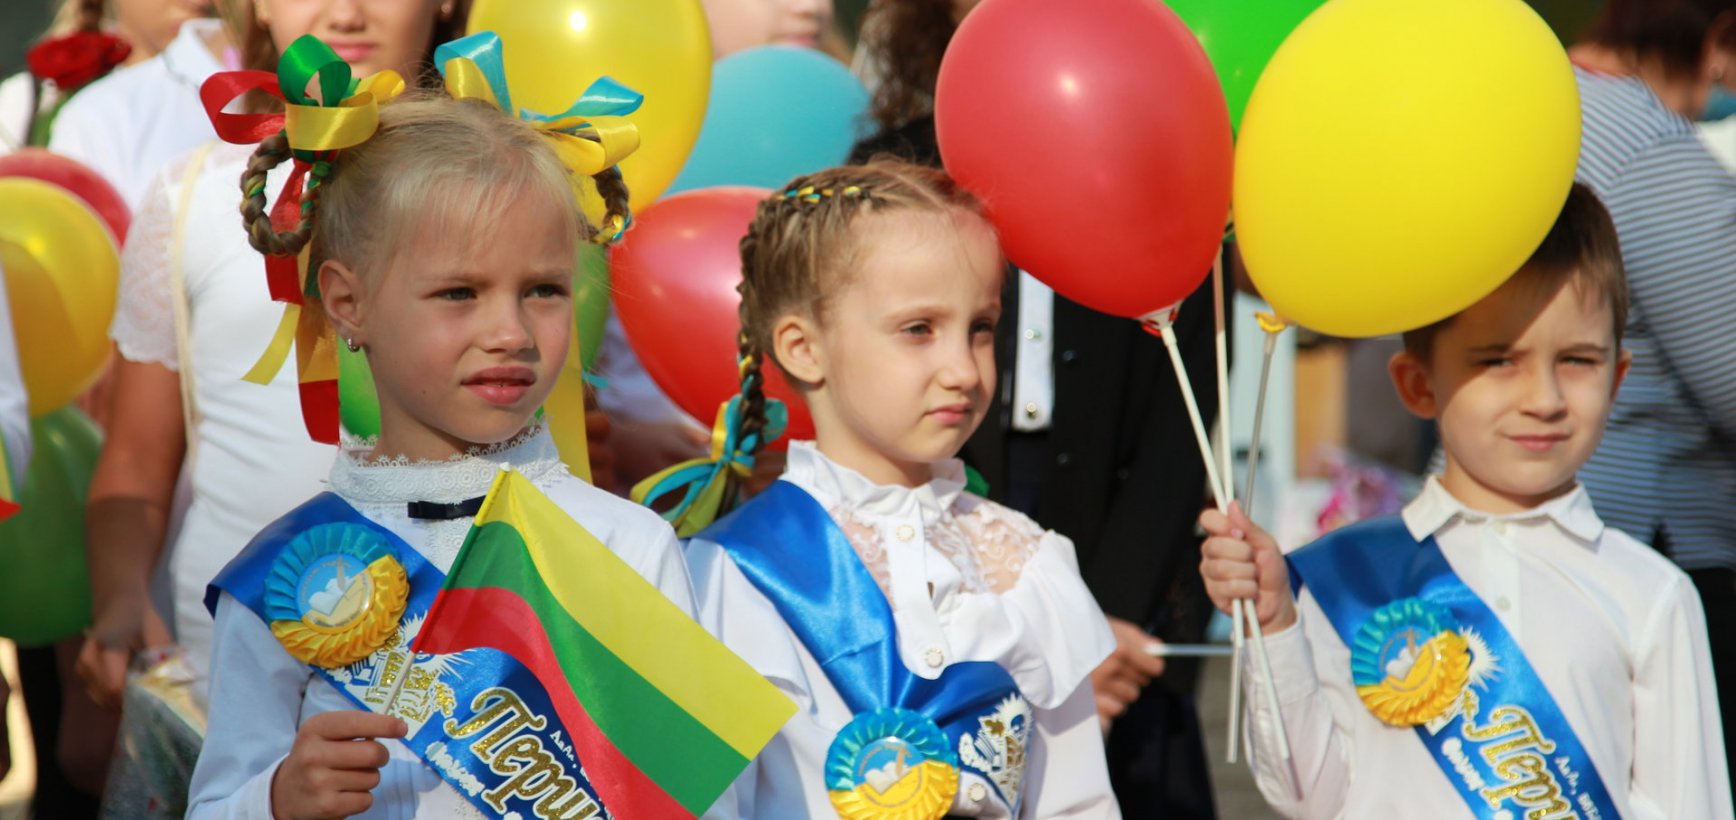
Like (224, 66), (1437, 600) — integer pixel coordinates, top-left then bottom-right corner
(415, 586), (697, 820)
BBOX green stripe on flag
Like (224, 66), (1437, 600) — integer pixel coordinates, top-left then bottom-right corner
(455, 522), (751, 813)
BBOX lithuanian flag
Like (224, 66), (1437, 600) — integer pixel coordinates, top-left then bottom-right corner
(412, 468), (795, 818)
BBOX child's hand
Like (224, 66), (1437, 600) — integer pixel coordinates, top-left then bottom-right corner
(271, 711), (407, 819)
(1199, 502), (1298, 633)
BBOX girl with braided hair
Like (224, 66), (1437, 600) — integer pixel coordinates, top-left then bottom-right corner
(687, 160), (1119, 818)
(188, 64), (698, 816)
(79, 0), (469, 712)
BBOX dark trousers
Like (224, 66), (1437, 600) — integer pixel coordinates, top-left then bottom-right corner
(1691, 568), (1736, 789)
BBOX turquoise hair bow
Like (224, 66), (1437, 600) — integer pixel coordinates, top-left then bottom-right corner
(632, 396), (789, 537)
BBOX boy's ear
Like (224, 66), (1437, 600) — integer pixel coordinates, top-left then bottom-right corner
(1612, 347), (1633, 398)
(1388, 350), (1440, 419)
(772, 314), (824, 387)
(319, 259), (367, 344)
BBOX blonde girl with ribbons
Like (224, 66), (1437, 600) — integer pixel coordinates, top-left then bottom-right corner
(682, 162), (1120, 818)
(185, 31), (712, 819)
(79, 0), (468, 710)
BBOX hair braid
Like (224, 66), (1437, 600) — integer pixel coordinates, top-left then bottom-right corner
(238, 132), (316, 257)
(586, 163), (632, 244)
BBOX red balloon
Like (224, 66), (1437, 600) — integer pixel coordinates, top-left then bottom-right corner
(612, 187), (815, 448)
(935, 0), (1232, 319)
(0, 149), (130, 245)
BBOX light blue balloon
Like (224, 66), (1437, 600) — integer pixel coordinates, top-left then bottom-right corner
(667, 46), (871, 194)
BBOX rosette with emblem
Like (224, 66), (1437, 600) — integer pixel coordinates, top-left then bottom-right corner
(1350, 597), (1470, 727)
(826, 707), (959, 819)
(263, 523), (408, 668)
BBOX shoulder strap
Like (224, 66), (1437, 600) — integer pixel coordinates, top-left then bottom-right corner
(169, 141), (215, 461)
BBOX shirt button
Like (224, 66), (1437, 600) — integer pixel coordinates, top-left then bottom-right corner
(967, 783), (988, 803)
(1060, 349), (1078, 364)
(925, 646), (945, 668)
(1023, 402), (1040, 418)
(1024, 328), (1042, 341)
(895, 524), (915, 542)
(1055, 452), (1071, 466)
(1492, 521), (1510, 537)
(1496, 596), (1512, 612)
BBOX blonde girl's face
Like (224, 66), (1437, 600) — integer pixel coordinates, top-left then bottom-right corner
(701, 0), (832, 58)
(346, 186), (575, 461)
(790, 210), (1002, 487)
(256, 0), (445, 80)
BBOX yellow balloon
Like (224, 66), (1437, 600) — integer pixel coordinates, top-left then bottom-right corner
(0, 179), (119, 417)
(470, 0), (712, 212)
(1234, 0), (1579, 338)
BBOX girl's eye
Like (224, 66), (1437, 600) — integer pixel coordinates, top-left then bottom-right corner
(902, 322), (933, 337)
(435, 287), (476, 301)
(1563, 356), (1600, 367)
(527, 283), (569, 299)
(1478, 357), (1513, 368)
(971, 319), (996, 335)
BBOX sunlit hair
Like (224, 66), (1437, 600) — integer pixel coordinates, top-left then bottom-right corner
(237, 89), (629, 286)
(734, 158), (994, 455)
(1403, 183), (1628, 361)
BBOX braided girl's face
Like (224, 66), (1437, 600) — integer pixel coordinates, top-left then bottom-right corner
(333, 184), (575, 460)
(785, 209), (1002, 488)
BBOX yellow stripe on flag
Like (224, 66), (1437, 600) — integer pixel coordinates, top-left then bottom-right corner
(477, 469), (795, 760)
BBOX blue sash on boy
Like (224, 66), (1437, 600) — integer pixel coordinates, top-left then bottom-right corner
(702, 480), (1032, 817)
(1287, 516), (1620, 820)
(208, 493), (613, 820)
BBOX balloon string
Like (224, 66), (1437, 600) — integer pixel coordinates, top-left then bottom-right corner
(1210, 251), (1245, 764)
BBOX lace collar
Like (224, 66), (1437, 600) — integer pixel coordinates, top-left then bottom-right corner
(781, 441), (968, 521)
(330, 425), (566, 505)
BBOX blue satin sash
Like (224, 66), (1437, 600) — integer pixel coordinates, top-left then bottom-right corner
(1288, 516), (1622, 819)
(700, 480), (1028, 809)
(208, 493), (613, 819)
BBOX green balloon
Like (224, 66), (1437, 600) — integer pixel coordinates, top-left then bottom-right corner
(1165, 0), (1327, 133)
(334, 246), (614, 441)
(575, 243), (612, 373)
(0, 407), (100, 646)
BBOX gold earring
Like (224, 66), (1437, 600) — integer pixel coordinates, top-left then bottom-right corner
(439, 0), (455, 20)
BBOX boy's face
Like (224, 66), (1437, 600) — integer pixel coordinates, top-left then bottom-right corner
(1389, 273), (1630, 514)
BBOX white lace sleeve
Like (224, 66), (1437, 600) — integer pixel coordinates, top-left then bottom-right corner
(110, 163), (182, 370)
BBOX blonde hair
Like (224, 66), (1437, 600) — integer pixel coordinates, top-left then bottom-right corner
(734, 159), (992, 455)
(237, 90), (630, 283)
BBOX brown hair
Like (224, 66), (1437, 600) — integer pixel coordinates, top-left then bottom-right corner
(237, 90), (629, 288)
(1402, 183), (1628, 361)
(859, 0), (958, 131)
(1581, 0), (1736, 77)
(734, 159), (991, 461)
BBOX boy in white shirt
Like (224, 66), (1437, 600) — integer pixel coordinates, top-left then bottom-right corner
(1200, 183), (1732, 819)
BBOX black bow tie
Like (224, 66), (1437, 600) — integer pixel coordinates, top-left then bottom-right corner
(406, 495), (486, 521)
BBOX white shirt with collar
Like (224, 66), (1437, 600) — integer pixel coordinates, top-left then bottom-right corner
(1241, 476), (1732, 820)
(48, 17), (225, 210)
(686, 441), (1119, 818)
(187, 427), (700, 819)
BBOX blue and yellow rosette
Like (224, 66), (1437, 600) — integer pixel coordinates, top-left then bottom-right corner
(263, 523), (408, 668)
(1350, 597), (1470, 727)
(826, 708), (959, 819)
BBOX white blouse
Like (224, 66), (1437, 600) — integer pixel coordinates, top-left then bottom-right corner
(109, 141), (336, 674)
(48, 18), (224, 209)
(688, 442), (1120, 818)
(187, 427), (700, 819)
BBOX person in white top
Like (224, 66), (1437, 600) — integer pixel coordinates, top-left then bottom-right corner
(48, 11), (226, 209)
(188, 52), (678, 817)
(79, 0), (467, 707)
(683, 161), (1119, 818)
(1200, 184), (1732, 819)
